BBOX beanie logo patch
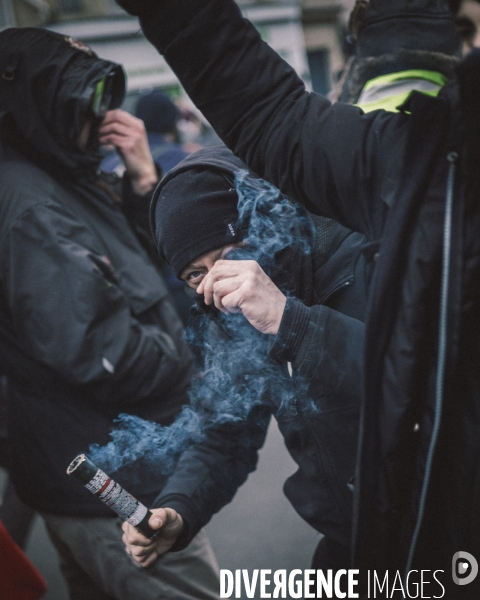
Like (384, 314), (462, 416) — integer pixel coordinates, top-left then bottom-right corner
(224, 215), (238, 237)
(63, 36), (94, 57)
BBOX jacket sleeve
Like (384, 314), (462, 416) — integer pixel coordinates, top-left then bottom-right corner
(271, 299), (364, 407)
(152, 405), (271, 551)
(120, 173), (163, 263)
(1, 200), (192, 404)
(137, 0), (409, 235)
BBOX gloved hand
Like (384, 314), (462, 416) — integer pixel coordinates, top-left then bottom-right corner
(114, 0), (159, 16)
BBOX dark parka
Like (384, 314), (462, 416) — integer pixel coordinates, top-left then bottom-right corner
(149, 147), (368, 560)
(0, 28), (193, 515)
(120, 0), (480, 592)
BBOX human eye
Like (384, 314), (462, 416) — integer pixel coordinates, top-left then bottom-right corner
(186, 271), (204, 285)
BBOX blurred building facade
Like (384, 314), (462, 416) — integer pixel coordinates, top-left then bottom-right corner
(1, 0), (354, 103)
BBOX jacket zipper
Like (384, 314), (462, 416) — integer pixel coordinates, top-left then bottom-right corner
(317, 277), (353, 305)
(404, 151), (458, 577)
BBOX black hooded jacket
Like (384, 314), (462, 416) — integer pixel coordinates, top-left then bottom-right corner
(0, 28), (193, 515)
(149, 148), (368, 556)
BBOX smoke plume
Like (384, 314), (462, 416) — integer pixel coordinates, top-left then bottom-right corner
(89, 171), (316, 478)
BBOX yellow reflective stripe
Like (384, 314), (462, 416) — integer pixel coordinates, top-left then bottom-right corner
(357, 87), (441, 114)
(361, 69), (448, 91)
(357, 78), (441, 106)
(355, 70), (446, 114)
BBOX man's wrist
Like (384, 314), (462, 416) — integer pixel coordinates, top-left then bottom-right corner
(130, 167), (158, 195)
(269, 294), (287, 335)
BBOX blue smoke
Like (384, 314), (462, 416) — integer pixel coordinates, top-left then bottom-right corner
(234, 168), (313, 266)
(88, 171), (317, 477)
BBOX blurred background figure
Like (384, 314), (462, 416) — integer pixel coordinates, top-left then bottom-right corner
(450, 0), (480, 53)
(101, 90), (195, 177)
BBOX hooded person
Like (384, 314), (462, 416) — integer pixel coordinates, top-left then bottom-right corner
(112, 0), (480, 594)
(120, 145), (369, 589)
(0, 27), (220, 600)
(335, 0), (460, 110)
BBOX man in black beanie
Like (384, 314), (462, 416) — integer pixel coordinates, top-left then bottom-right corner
(111, 0), (480, 594)
(122, 146), (368, 590)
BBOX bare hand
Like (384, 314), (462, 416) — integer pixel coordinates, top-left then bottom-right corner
(98, 109), (158, 195)
(122, 508), (184, 567)
(197, 260), (286, 335)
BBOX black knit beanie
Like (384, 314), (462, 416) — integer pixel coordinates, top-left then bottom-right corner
(153, 161), (249, 278)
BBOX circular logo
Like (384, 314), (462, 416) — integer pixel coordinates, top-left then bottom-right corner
(452, 551), (478, 585)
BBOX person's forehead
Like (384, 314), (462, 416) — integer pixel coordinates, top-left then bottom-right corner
(181, 246), (227, 277)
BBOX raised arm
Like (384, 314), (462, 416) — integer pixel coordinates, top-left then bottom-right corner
(117, 0), (408, 234)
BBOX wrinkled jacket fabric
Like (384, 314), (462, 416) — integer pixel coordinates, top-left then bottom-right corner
(128, 0), (478, 589)
(150, 149), (368, 556)
(0, 28), (193, 515)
